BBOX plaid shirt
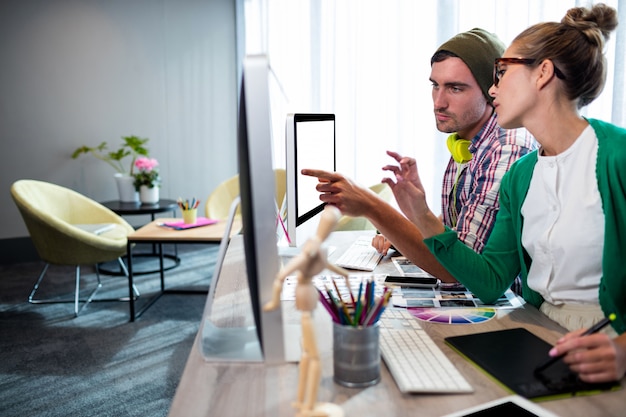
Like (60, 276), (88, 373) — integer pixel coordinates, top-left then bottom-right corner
(441, 113), (536, 253)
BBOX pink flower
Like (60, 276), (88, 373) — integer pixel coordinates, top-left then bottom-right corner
(134, 156), (159, 172)
(133, 156), (161, 190)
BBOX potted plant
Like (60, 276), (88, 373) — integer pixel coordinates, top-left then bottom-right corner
(72, 135), (150, 202)
(132, 157), (161, 204)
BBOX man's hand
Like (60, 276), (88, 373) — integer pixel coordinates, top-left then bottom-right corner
(381, 151), (429, 223)
(372, 234), (393, 256)
(381, 151), (445, 238)
(384, 151), (422, 189)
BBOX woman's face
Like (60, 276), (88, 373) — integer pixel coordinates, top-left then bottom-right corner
(489, 45), (537, 129)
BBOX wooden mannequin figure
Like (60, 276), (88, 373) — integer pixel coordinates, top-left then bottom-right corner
(264, 205), (347, 417)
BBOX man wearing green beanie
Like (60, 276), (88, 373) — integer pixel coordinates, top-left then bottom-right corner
(302, 29), (536, 288)
(428, 28), (535, 260)
(434, 28), (504, 102)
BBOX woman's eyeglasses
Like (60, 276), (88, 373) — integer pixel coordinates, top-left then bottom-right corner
(493, 57), (566, 87)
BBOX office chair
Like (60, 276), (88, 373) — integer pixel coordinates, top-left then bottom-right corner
(10, 179), (137, 316)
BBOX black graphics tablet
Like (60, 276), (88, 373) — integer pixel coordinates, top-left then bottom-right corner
(445, 328), (620, 400)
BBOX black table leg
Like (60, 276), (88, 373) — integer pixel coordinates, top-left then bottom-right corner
(128, 241), (135, 322)
(159, 243), (165, 291)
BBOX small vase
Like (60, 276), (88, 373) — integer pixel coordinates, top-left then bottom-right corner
(140, 185), (159, 204)
(114, 173), (139, 203)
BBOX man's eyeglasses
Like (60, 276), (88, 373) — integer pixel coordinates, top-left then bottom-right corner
(493, 57), (566, 87)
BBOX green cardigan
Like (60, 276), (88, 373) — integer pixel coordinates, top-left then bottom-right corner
(425, 119), (626, 334)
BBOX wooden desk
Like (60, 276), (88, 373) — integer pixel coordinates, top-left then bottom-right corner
(126, 217), (242, 321)
(168, 231), (624, 417)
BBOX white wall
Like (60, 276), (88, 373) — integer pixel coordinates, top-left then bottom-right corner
(0, 0), (239, 238)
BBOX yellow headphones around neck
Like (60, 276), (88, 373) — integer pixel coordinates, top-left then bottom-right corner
(446, 133), (472, 164)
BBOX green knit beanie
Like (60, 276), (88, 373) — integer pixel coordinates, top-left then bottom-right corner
(434, 28), (505, 101)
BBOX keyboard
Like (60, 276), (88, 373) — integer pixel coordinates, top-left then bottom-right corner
(379, 308), (474, 394)
(334, 235), (383, 271)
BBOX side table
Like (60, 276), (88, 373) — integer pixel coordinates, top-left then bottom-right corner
(101, 199), (178, 220)
(126, 217), (243, 321)
(100, 199), (181, 275)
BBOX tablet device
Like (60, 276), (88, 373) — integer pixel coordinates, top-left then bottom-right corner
(445, 328), (620, 400)
(441, 395), (559, 417)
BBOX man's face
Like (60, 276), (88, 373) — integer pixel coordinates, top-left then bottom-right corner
(430, 57), (490, 138)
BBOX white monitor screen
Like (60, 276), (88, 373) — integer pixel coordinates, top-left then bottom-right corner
(285, 113), (336, 247)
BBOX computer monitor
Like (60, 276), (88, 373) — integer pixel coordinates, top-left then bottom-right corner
(199, 55), (299, 364)
(284, 113), (336, 248)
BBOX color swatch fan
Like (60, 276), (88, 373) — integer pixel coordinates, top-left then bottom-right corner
(408, 307), (496, 324)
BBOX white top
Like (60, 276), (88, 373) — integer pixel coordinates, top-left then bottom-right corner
(521, 125), (604, 304)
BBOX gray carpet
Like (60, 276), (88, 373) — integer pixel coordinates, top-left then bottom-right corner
(0, 243), (219, 417)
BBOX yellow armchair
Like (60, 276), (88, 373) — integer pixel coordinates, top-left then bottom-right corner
(205, 169), (286, 220)
(10, 179), (136, 316)
(205, 175), (241, 220)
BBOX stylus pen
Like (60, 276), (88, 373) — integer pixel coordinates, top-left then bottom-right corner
(534, 313), (616, 375)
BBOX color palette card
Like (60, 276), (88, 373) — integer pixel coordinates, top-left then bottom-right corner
(391, 286), (523, 310)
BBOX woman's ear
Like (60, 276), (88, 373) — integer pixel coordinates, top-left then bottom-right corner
(536, 59), (559, 90)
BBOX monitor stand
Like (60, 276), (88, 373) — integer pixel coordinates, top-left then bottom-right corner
(277, 211), (331, 258)
(198, 196), (263, 362)
(200, 321), (263, 362)
(198, 196), (302, 363)
(277, 245), (301, 257)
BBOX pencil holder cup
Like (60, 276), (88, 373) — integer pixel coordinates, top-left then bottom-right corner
(182, 208), (197, 224)
(333, 322), (380, 387)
